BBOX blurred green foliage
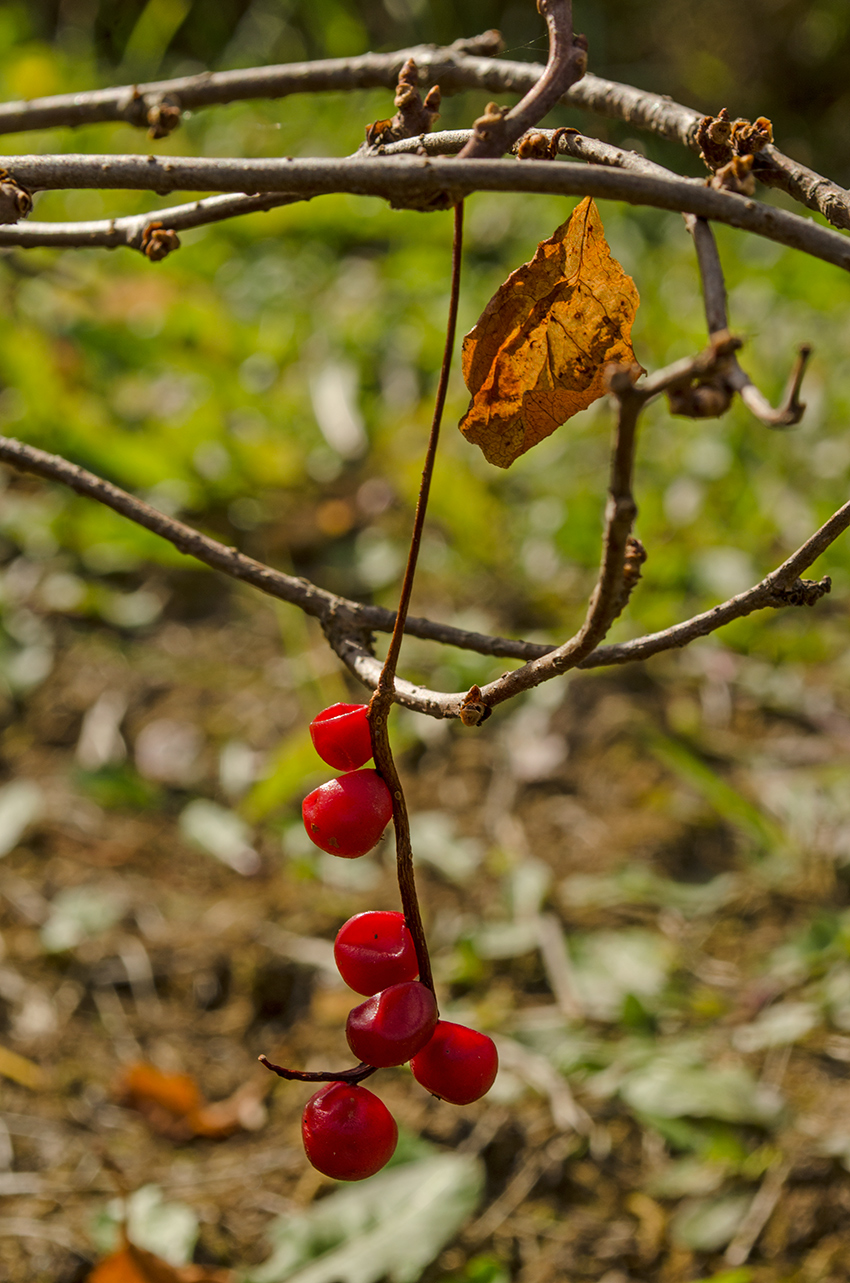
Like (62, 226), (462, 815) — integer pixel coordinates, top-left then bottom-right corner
(0, 0), (847, 694)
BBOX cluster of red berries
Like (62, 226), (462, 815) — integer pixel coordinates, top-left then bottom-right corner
(297, 704), (500, 1182)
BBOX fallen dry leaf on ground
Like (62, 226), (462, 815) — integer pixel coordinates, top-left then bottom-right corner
(459, 196), (640, 467)
(87, 1239), (233, 1282)
(116, 1062), (268, 1140)
(0, 1041), (48, 1089)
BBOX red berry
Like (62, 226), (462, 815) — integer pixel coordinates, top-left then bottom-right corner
(310, 703), (373, 771)
(334, 911), (419, 995)
(302, 1081), (397, 1181)
(302, 769), (393, 858)
(346, 980), (438, 1067)
(410, 1021), (499, 1105)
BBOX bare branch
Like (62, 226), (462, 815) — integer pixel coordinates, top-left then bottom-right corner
(0, 130), (688, 254)
(726, 344), (811, 428)
(686, 214), (811, 426)
(458, 1), (586, 160)
(754, 145), (850, 231)
(580, 536), (845, 671)
(685, 213), (730, 336)
(0, 191), (302, 252)
(0, 36), (506, 135)
(547, 128), (677, 179)
(0, 433), (551, 665)
(3, 154), (849, 274)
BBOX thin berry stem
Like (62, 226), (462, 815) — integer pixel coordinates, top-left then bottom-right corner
(258, 1055), (377, 1084)
(368, 200), (465, 993)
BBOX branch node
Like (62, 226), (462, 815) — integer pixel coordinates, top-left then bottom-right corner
(146, 94), (182, 140)
(768, 576), (831, 608)
(610, 535), (647, 621)
(364, 58), (440, 148)
(710, 154), (756, 196)
(698, 108), (773, 175)
(0, 171), (32, 225)
(140, 221), (181, 261)
(450, 30), (505, 57)
(516, 127), (573, 160)
(459, 684), (491, 727)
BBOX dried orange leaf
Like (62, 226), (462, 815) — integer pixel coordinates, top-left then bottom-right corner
(87, 1241), (184, 1283)
(117, 1063), (202, 1115)
(87, 1241), (232, 1283)
(115, 1062), (269, 1141)
(117, 1063), (202, 1138)
(459, 197), (640, 467)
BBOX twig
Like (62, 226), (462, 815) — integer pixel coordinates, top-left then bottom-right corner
(0, 35), (506, 135)
(0, 191), (302, 251)
(686, 214), (730, 336)
(457, 0), (585, 161)
(580, 495), (847, 669)
(724, 1158), (791, 1266)
(4, 155), (848, 273)
(257, 1054), (377, 1085)
(367, 201), (464, 990)
(471, 364), (644, 712)
(754, 144), (850, 231)
(686, 214), (810, 426)
(0, 432), (549, 663)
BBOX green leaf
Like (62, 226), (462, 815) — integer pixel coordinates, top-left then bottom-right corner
(621, 1057), (783, 1127)
(569, 928), (677, 1021)
(241, 726), (319, 823)
(91, 1184), (198, 1266)
(669, 1192), (751, 1251)
(646, 730), (784, 852)
(246, 1153), (485, 1283)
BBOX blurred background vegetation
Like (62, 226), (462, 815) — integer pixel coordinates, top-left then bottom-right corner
(2, 4), (850, 1280)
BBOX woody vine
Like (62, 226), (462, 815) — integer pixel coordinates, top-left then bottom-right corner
(0, 0), (848, 1176)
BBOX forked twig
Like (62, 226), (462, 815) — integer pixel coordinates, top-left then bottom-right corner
(685, 213), (811, 427)
(457, 0), (585, 161)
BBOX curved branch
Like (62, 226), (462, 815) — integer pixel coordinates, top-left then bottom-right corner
(331, 505), (846, 712)
(0, 433), (551, 662)
(3, 155), (849, 273)
(686, 213), (810, 426)
(258, 1055), (377, 1084)
(457, 1), (585, 160)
